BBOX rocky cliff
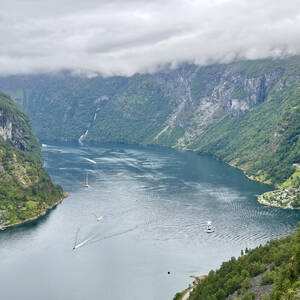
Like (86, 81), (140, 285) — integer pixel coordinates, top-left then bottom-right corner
(0, 91), (41, 159)
(0, 92), (64, 228)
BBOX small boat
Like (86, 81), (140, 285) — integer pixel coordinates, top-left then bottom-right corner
(84, 172), (89, 188)
(73, 228), (80, 250)
(206, 221), (214, 233)
(93, 213), (103, 222)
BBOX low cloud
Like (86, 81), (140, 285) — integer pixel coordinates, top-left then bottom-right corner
(1, 0), (300, 76)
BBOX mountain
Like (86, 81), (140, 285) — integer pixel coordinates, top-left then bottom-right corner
(174, 223), (300, 300)
(0, 56), (299, 208)
(0, 91), (64, 228)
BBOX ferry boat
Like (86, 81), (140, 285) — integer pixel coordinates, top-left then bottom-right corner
(206, 221), (214, 233)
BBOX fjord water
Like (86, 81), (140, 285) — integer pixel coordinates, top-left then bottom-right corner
(1, 144), (299, 300)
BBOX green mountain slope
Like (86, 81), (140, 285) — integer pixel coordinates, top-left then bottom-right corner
(0, 57), (299, 208)
(176, 223), (300, 300)
(189, 59), (300, 208)
(192, 84), (300, 183)
(0, 92), (64, 228)
(0, 91), (41, 159)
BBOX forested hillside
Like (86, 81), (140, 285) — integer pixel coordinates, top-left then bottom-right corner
(175, 223), (300, 300)
(0, 56), (299, 207)
(0, 92), (64, 228)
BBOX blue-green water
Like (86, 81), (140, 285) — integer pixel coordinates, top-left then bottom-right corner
(0, 144), (299, 300)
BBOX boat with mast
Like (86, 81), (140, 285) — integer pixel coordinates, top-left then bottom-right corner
(84, 172), (89, 187)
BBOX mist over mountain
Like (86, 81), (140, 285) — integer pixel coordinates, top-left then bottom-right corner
(1, 0), (300, 76)
(0, 1), (300, 299)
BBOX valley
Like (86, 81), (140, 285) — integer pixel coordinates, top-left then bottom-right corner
(0, 57), (299, 208)
(0, 143), (298, 300)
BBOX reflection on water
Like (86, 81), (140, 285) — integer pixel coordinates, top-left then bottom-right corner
(0, 143), (299, 300)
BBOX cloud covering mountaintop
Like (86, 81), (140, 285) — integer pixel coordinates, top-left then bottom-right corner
(1, 0), (300, 76)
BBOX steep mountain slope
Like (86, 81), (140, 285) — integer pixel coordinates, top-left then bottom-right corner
(0, 91), (41, 159)
(0, 56), (299, 207)
(0, 92), (64, 228)
(0, 61), (283, 146)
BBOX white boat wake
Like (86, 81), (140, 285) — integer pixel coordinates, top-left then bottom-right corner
(90, 225), (139, 244)
(73, 233), (98, 249)
(83, 157), (97, 164)
(72, 206), (155, 250)
(73, 225), (139, 250)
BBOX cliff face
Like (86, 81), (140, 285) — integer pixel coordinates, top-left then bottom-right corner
(151, 64), (283, 148)
(0, 91), (41, 159)
(0, 92), (64, 228)
(0, 56), (299, 206)
(0, 113), (12, 142)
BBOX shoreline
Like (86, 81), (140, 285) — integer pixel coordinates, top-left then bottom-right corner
(210, 157), (299, 210)
(175, 275), (207, 300)
(227, 162), (300, 210)
(0, 192), (68, 230)
(42, 141), (297, 210)
(258, 189), (300, 210)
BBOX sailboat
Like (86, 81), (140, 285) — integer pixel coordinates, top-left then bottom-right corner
(84, 172), (89, 187)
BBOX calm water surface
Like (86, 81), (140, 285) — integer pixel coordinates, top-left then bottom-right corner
(0, 144), (299, 300)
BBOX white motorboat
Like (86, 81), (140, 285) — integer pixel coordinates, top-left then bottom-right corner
(206, 221), (214, 233)
(93, 213), (103, 222)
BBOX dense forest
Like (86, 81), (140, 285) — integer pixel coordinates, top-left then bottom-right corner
(0, 92), (64, 227)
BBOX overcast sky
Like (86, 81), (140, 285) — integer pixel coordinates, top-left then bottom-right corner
(1, 0), (300, 76)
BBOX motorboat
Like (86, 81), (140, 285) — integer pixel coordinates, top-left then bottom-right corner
(206, 221), (214, 233)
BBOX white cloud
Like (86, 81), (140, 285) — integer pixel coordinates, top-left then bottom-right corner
(1, 0), (300, 76)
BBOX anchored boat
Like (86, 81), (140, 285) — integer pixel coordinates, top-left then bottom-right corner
(84, 172), (89, 187)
